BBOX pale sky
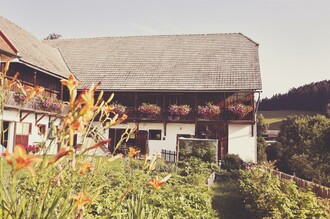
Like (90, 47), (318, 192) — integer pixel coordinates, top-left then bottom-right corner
(1, 0), (329, 98)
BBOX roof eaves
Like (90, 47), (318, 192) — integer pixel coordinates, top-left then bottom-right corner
(19, 60), (67, 79)
(0, 30), (19, 54)
(238, 33), (259, 46)
(79, 88), (260, 93)
(0, 49), (20, 58)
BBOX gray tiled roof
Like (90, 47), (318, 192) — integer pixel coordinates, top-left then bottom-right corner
(0, 17), (70, 78)
(48, 33), (262, 91)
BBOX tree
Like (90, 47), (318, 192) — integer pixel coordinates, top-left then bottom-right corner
(44, 33), (62, 40)
(259, 80), (330, 112)
(268, 115), (330, 186)
(257, 114), (268, 162)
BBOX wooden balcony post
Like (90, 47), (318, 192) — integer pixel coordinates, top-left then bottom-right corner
(163, 93), (166, 119)
(33, 71), (37, 87)
(134, 92), (137, 118)
(60, 84), (64, 101)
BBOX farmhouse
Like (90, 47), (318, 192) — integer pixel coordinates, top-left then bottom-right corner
(0, 17), (262, 162)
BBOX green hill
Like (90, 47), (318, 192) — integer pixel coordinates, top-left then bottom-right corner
(259, 110), (320, 130)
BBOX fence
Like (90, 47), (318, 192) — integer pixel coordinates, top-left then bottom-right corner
(161, 149), (176, 162)
(271, 169), (330, 199)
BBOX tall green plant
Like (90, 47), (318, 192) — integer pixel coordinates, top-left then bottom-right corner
(239, 164), (329, 218)
(0, 67), (171, 218)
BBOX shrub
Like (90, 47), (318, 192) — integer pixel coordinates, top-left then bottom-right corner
(222, 154), (244, 171)
(239, 164), (329, 218)
(179, 140), (217, 163)
(178, 157), (218, 177)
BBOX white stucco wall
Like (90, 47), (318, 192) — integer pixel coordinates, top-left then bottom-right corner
(228, 123), (257, 163)
(139, 122), (195, 155)
(1, 109), (20, 122)
(110, 122), (195, 155)
(1, 109), (60, 153)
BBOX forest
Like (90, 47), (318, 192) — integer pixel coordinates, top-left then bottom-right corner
(260, 80), (330, 112)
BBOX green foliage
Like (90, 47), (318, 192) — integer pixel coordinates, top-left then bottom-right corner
(62, 157), (217, 219)
(257, 136), (268, 163)
(239, 165), (329, 219)
(147, 177), (217, 219)
(257, 113), (268, 136)
(222, 154), (244, 172)
(178, 156), (219, 177)
(179, 140), (217, 163)
(257, 113), (268, 163)
(270, 115), (330, 186)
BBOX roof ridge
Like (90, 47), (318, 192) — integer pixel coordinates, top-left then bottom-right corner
(48, 32), (244, 41)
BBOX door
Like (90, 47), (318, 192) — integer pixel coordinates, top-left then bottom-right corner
(15, 122), (31, 146)
(136, 130), (149, 155)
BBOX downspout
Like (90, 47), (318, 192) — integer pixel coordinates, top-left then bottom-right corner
(255, 91), (261, 114)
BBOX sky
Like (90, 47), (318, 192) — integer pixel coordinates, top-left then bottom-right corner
(1, 0), (329, 98)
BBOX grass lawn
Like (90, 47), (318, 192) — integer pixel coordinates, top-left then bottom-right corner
(211, 173), (250, 219)
(259, 110), (320, 130)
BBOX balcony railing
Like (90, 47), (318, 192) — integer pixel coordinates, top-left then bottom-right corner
(121, 107), (254, 122)
(4, 91), (68, 115)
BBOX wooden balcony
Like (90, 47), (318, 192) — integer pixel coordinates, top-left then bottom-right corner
(4, 91), (68, 116)
(123, 107), (254, 123)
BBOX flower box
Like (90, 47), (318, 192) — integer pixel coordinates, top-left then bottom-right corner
(13, 92), (26, 104)
(168, 104), (191, 117)
(36, 96), (63, 113)
(110, 103), (127, 115)
(197, 102), (221, 119)
(138, 103), (161, 119)
(226, 103), (253, 119)
(51, 101), (63, 113)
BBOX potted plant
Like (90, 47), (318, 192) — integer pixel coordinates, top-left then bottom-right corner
(110, 103), (127, 115)
(197, 102), (221, 119)
(51, 100), (63, 113)
(226, 103), (253, 119)
(138, 103), (161, 119)
(13, 91), (26, 104)
(168, 104), (191, 120)
(36, 96), (52, 111)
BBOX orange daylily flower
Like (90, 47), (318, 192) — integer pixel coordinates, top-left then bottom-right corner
(25, 86), (44, 100)
(48, 147), (72, 165)
(61, 73), (79, 92)
(148, 174), (171, 190)
(78, 88), (95, 121)
(148, 178), (166, 190)
(69, 191), (92, 210)
(78, 161), (94, 174)
(4, 72), (20, 89)
(128, 147), (140, 158)
(110, 114), (128, 127)
(3, 57), (10, 74)
(2, 148), (13, 166)
(2, 145), (42, 176)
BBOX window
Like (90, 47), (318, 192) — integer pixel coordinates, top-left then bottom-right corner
(37, 124), (46, 135)
(149, 130), (161, 140)
(16, 123), (31, 135)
